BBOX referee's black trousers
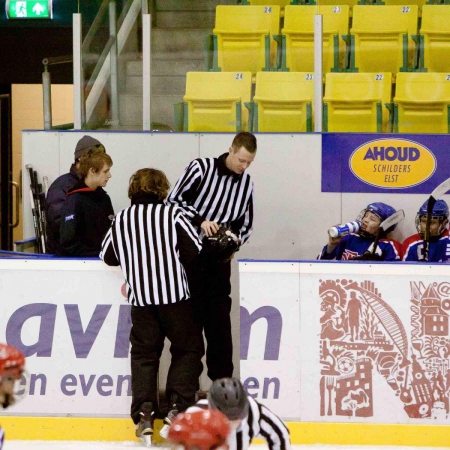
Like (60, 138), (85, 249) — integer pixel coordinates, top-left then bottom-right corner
(129, 300), (204, 424)
(192, 259), (233, 381)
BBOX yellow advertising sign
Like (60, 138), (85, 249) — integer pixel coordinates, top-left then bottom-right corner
(350, 138), (436, 189)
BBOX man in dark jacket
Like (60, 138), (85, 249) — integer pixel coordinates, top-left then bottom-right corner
(45, 135), (105, 254)
(59, 148), (114, 256)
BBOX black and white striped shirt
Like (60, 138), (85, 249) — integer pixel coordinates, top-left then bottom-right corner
(167, 153), (254, 244)
(100, 200), (201, 306)
(188, 397), (291, 450)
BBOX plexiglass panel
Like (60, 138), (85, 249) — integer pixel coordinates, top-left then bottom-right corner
(80, 0), (142, 130)
(74, 0), (433, 132)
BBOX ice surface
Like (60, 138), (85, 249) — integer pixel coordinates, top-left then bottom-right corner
(2, 443), (448, 450)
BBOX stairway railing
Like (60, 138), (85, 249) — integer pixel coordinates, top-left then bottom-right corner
(42, 0), (151, 130)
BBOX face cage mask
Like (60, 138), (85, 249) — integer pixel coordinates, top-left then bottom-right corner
(356, 209), (382, 239)
(416, 215), (449, 237)
(0, 369), (29, 409)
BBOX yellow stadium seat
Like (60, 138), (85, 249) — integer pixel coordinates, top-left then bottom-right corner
(280, 5), (350, 73)
(378, 0), (427, 7)
(252, 71), (315, 131)
(212, 5), (281, 73)
(348, 5), (419, 74)
(240, 0), (295, 4)
(240, 0), (297, 15)
(180, 72), (253, 132)
(303, 0), (361, 14)
(323, 72), (393, 132)
(393, 72), (450, 133)
(418, 5), (450, 73)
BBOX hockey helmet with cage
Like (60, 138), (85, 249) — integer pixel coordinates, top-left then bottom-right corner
(208, 377), (249, 421)
(416, 199), (449, 236)
(0, 344), (25, 379)
(168, 409), (230, 450)
(357, 202), (397, 234)
(201, 226), (239, 263)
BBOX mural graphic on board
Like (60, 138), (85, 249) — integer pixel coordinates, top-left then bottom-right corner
(319, 279), (450, 420)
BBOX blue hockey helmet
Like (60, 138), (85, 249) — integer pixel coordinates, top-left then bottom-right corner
(416, 199), (449, 235)
(417, 199), (449, 218)
(357, 202), (397, 234)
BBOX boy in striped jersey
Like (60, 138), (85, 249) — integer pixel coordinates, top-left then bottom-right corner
(100, 168), (204, 443)
(167, 377), (291, 450)
(167, 132), (257, 385)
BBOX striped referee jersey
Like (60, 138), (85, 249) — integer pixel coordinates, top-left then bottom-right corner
(100, 201), (201, 306)
(167, 153), (254, 244)
(188, 397), (291, 450)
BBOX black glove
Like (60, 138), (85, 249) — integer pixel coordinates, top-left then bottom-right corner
(351, 251), (384, 261)
(201, 226), (240, 263)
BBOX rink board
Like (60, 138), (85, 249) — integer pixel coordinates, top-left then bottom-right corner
(0, 259), (449, 445)
(239, 260), (450, 446)
(21, 130), (450, 262)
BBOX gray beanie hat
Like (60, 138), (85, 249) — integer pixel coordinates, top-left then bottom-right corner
(74, 135), (104, 160)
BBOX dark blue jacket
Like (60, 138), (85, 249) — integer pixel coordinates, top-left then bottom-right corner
(59, 179), (114, 257)
(45, 165), (79, 255)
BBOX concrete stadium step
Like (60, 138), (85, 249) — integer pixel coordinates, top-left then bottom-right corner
(126, 58), (205, 78)
(125, 76), (185, 97)
(155, 0), (237, 11)
(118, 1), (234, 129)
(119, 93), (182, 129)
(156, 11), (216, 28)
(154, 0), (237, 28)
(151, 28), (210, 59)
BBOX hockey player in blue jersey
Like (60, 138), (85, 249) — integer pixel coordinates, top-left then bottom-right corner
(402, 199), (450, 262)
(318, 202), (401, 261)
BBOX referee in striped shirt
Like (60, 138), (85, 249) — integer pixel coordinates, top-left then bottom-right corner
(100, 168), (204, 436)
(186, 377), (291, 450)
(167, 132), (256, 381)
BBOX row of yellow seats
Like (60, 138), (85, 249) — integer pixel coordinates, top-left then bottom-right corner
(240, 0), (447, 7)
(177, 71), (450, 134)
(239, 0), (448, 16)
(209, 5), (450, 75)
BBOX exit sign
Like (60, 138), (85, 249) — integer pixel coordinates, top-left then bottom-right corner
(6, 0), (53, 19)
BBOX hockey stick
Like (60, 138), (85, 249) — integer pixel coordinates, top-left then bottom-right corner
(25, 164), (41, 252)
(38, 185), (47, 249)
(33, 170), (46, 253)
(43, 176), (49, 197)
(423, 177), (450, 261)
(371, 209), (405, 255)
(28, 190), (40, 253)
(41, 176), (49, 245)
(354, 209), (405, 260)
(26, 164), (45, 253)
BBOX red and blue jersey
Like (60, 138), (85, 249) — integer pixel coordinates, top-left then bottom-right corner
(401, 230), (450, 262)
(318, 233), (401, 261)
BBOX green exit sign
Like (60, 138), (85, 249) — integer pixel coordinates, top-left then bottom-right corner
(6, 0), (53, 19)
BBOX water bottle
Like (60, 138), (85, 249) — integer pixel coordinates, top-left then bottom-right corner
(329, 221), (361, 238)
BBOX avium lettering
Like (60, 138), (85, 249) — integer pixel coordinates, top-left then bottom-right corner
(363, 146), (420, 161)
(5, 303), (132, 358)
